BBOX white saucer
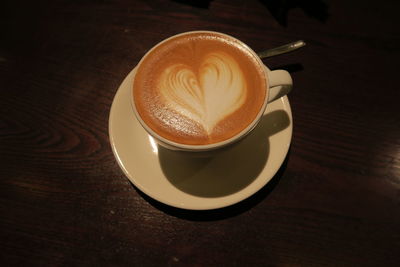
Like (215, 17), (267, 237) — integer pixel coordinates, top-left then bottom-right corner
(109, 68), (292, 210)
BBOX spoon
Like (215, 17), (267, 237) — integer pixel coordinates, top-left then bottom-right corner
(257, 40), (306, 59)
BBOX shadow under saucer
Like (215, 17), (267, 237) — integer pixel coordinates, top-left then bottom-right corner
(158, 110), (291, 198)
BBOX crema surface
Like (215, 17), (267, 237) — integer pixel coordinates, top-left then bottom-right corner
(133, 32), (267, 145)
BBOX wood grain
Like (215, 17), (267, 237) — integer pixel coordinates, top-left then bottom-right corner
(1, 0), (399, 266)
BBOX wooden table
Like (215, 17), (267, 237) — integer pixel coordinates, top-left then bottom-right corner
(1, 0), (399, 265)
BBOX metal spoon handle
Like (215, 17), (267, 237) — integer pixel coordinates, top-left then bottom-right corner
(257, 40), (306, 59)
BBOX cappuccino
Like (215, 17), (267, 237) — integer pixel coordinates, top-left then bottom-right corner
(133, 31), (268, 146)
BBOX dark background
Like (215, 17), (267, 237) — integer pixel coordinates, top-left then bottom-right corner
(1, 0), (399, 266)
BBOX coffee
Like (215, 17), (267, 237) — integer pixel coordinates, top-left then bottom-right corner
(133, 31), (268, 145)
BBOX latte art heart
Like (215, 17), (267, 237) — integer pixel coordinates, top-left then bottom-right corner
(159, 52), (246, 134)
(133, 31), (267, 145)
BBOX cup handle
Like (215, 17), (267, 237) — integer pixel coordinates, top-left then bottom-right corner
(267, 69), (293, 103)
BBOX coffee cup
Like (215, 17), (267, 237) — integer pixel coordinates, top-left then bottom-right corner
(131, 31), (292, 152)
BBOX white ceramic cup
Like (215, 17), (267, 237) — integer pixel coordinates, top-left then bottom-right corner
(131, 31), (292, 152)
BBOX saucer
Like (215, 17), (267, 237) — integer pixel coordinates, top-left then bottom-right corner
(109, 68), (292, 210)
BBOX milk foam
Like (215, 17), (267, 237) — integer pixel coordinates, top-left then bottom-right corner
(133, 31), (267, 145)
(159, 52), (246, 134)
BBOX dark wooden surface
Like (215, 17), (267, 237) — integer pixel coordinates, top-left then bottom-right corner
(1, 0), (400, 266)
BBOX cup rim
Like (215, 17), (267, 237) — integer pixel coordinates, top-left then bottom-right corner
(131, 30), (269, 151)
